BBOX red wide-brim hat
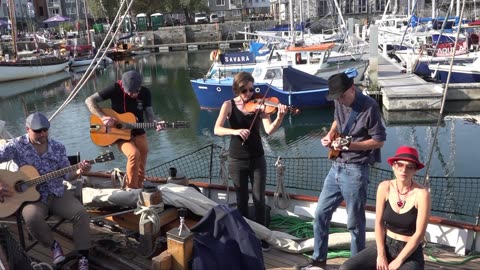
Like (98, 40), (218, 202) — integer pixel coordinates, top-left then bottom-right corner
(387, 145), (425, 170)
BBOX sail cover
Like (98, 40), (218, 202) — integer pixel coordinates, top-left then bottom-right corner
(282, 66), (328, 92)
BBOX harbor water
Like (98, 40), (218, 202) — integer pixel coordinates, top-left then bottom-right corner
(0, 50), (479, 179)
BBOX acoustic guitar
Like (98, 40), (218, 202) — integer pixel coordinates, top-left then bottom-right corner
(327, 131), (352, 160)
(90, 108), (189, 146)
(0, 152), (114, 218)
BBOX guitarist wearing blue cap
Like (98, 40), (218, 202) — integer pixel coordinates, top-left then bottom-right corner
(85, 70), (164, 189)
(0, 112), (92, 269)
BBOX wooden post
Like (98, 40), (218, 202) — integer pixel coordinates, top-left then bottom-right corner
(138, 185), (163, 256)
(152, 251), (172, 270)
(166, 227), (194, 270)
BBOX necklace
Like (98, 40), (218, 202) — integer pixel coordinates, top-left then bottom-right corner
(396, 180), (413, 209)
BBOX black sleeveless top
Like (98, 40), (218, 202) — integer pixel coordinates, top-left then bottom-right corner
(228, 99), (264, 160)
(383, 200), (418, 236)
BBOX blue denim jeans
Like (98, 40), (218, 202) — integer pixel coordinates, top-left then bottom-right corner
(312, 161), (369, 261)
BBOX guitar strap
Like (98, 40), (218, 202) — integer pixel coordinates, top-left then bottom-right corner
(341, 92), (364, 135)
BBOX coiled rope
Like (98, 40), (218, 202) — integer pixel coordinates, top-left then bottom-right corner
(273, 157), (290, 210)
(133, 200), (164, 236)
(31, 262), (53, 270)
(269, 214), (351, 259)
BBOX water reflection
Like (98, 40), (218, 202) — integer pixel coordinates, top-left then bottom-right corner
(0, 51), (479, 177)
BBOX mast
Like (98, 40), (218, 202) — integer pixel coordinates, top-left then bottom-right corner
(289, 0), (294, 45)
(83, 0), (91, 46)
(7, 0), (18, 59)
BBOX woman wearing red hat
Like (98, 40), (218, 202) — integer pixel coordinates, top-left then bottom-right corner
(340, 146), (431, 270)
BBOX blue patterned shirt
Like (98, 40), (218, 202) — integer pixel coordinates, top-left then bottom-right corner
(0, 134), (70, 202)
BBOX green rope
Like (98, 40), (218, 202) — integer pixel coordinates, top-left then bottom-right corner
(270, 214), (348, 239)
(425, 246), (480, 265)
(269, 214), (351, 258)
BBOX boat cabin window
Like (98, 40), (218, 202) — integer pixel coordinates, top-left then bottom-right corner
(296, 53), (306, 64)
(264, 69), (282, 80)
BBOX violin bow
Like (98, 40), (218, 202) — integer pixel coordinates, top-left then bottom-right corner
(242, 75), (275, 145)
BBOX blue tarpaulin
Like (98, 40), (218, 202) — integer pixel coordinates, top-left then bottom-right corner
(282, 66), (328, 92)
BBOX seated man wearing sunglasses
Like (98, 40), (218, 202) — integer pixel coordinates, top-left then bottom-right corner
(0, 112), (92, 270)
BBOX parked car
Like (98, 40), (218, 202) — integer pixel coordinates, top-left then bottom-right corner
(210, 14), (219, 23)
(194, 13), (208, 24)
(209, 14), (225, 23)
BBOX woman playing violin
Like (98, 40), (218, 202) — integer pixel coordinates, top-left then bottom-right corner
(214, 72), (287, 251)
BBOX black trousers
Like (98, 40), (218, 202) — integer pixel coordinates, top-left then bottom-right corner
(339, 235), (425, 270)
(228, 156), (267, 226)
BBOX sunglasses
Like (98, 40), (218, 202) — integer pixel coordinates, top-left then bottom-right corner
(393, 161), (417, 171)
(32, 128), (49, 133)
(241, 87), (255, 94)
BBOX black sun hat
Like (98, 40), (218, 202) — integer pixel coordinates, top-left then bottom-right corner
(326, 72), (354, 101)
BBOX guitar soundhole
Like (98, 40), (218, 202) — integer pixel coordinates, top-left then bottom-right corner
(14, 181), (28, 193)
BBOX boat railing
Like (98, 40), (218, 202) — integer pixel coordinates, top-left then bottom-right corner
(146, 143), (480, 225)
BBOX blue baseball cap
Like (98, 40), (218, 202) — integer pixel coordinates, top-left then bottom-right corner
(25, 112), (50, 130)
(121, 70), (143, 93)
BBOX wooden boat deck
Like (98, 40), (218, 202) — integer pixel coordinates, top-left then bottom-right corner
(2, 215), (480, 270)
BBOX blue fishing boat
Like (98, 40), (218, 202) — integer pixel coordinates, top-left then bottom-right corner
(190, 63), (364, 110)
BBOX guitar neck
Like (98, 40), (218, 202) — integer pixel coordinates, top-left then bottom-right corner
(122, 122), (156, 129)
(26, 159), (95, 188)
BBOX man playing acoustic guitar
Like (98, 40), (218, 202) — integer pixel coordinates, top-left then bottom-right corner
(0, 112), (92, 269)
(299, 72), (387, 270)
(85, 70), (163, 189)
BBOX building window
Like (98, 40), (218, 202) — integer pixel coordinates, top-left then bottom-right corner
(317, 0), (329, 16)
(66, 7), (76, 15)
(359, 0), (367, 13)
(374, 0), (390, 12)
(2, 3), (7, 17)
(39, 6), (44, 16)
(216, 0), (225, 6)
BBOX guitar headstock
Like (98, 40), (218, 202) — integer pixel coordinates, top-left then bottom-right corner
(93, 152), (115, 163)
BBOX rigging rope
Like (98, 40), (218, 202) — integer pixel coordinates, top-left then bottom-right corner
(423, 0), (467, 188)
(49, 0), (134, 121)
(218, 149), (230, 203)
(273, 157), (290, 210)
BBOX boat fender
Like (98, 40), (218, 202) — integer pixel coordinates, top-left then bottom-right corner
(210, 50), (219, 62)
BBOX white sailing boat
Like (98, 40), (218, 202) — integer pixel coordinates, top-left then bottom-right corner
(0, 0), (69, 83)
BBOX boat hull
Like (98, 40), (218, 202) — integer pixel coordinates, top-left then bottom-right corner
(0, 59), (69, 82)
(430, 64), (480, 83)
(190, 78), (330, 110)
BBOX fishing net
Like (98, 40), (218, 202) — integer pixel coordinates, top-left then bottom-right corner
(146, 143), (480, 224)
(0, 225), (34, 270)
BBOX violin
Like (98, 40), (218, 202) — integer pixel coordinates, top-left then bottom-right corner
(244, 96), (300, 115)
